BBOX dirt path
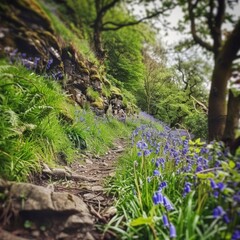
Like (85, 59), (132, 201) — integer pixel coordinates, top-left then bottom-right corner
(31, 137), (127, 240)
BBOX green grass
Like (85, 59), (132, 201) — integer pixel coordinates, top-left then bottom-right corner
(0, 60), (137, 181)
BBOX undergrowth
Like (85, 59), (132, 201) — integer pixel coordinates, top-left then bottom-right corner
(0, 60), (135, 181)
(107, 118), (240, 240)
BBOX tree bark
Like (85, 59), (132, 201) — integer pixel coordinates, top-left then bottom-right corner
(208, 20), (240, 140)
(222, 89), (240, 146)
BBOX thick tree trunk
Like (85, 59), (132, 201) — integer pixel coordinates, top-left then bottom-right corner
(208, 60), (231, 140)
(93, 20), (106, 61)
(222, 89), (240, 146)
(208, 20), (240, 141)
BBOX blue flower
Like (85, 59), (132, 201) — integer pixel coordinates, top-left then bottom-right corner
(144, 149), (151, 156)
(162, 214), (169, 227)
(152, 191), (163, 205)
(217, 182), (225, 191)
(159, 181), (167, 189)
(153, 170), (160, 176)
(232, 230), (240, 240)
(169, 223), (177, 238)
(213, 206), (225, 218)
(46, 58), (53, 70)
(210, 179), (218, 189)
(163, 196), (174, 211)
(137, 140), (148, 150)
(183, 182), (192, 197)
(223, 214), (230, 224)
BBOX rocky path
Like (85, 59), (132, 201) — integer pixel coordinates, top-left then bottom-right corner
(0, 138), (127, 240)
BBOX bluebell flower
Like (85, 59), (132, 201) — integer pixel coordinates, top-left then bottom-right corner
(137, 152), (142, 157)
(213, 206), (225, 218)
(46, 58), (53, 70)
(163, 196), (174, 211)
(152, 191), (163, 205)
(217, 182), (225, 191)
(162, 214), (169, 227)
(153, 170), (160, 176)
(223, 214), (230, 224)
(210, 179), (218, 189)
(232, 230), (240, 240)
(144, 149), (151, 156)
(137, 140), (148, 150)
(159, 181), (167, 189)
(183, 182), (192, 197)
(169, 223), (177, 238)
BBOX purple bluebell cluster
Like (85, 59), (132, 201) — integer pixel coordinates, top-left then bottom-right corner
(130, 122), (239, 239)
(6, 48), (64, 81)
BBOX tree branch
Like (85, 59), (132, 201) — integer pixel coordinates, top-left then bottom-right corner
(187, 0), (214, 52)
(99, 0), (120, 16)
(101, 5), (175, 31)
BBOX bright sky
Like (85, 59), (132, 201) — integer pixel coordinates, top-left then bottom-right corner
(160, 2), (240, 46)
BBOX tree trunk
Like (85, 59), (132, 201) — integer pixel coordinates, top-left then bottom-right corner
(208, 60), (230, 140)
(222, 89), (240, 146)
(208, 20), (240, 141)
(93, 20), (106, 61)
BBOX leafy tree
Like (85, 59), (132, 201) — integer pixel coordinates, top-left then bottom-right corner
(176, 0), (240, 140)
(141, 44), (171, 113)
(86, 0), (176, 61)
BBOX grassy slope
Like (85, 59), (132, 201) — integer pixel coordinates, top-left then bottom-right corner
(0, 60), (137, 181)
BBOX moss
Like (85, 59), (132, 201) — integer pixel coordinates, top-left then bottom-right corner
(102, 77), (111, 87)
(102, 85), (111, 98)
(81, 68), (90, 75)
(78, 60), (87, 69)
(91, 97), (104, 110)
(86, 87), (100, 101)
(110, 86), (122, 97)
(90, 68), (98, 75)
(90, 74), (101, 82)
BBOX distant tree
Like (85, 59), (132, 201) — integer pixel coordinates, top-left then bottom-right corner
(174, 56), (209, 103)
(142, 44), (170, 113)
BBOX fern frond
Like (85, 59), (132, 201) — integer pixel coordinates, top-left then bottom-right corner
(5, 109), (20, 127)
(0, 65), (16, 73)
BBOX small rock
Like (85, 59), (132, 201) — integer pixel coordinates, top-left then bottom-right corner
(64, 166), (72, 173)
(91, 185), (103, 191)
(84, 232), (95, 240)
(64, 214), (93, 231)
(101, 162), (108, 166)
(102, 206), (117, 218)
(85, 159), (93, 164)
(31, 230), (40, 238)
(56, 232), (70, 239)
(52, 168), (70, 177)
(109, 172), (116, 177)
(83, 193), (104, 201)
(115, 148), (124, 153)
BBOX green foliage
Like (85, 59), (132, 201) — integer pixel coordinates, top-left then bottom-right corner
(104, 19), (146, 92)
(184, 112), (208, 139)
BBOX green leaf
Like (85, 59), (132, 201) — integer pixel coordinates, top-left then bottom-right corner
(229, 160), (236, 169)
(196, 172), (215, 179)
(130, 216), (153, 226)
